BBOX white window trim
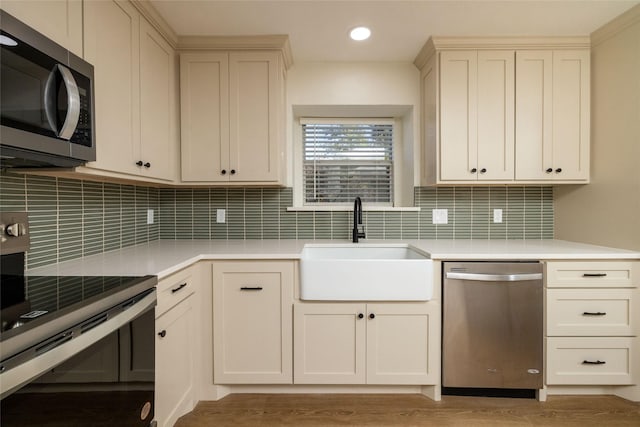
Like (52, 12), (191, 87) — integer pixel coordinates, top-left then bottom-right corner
(293, 116), (412, 211)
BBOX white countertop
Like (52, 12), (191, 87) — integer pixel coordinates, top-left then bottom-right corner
(26, 239), (640, 280)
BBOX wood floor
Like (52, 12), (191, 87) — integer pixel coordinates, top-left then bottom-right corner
(174, 393), (640, 426)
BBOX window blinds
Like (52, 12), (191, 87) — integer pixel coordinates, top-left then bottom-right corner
(302, 121), (393, 205)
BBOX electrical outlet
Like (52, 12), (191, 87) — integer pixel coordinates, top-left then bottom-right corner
(493, 209), (503, 223)
(216, 209), (226, 224)
(432, 209), (448, 225)
(146, 209), (154, 225)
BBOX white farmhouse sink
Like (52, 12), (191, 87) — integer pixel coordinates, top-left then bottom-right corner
(300, 244), (433, 301)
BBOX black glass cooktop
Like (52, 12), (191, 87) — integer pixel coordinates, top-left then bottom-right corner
(0, 275), (155, 336)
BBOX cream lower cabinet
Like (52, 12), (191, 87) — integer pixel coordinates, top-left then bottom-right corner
(294, 303), (438, 385)
(155, 269), (197, 427)
(213, 261), (294, 384)
(82, 0), (176, 183)
(545, 261), (638, 386)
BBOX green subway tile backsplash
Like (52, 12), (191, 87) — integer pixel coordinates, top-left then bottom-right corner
(0, 173), (160, 269)
(0, 170), (554, 269)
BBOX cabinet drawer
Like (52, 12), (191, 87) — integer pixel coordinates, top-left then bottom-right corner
(156, 272), (195, 317)
(546, 337), (635, 385)
(545, 261), (637, 288)
(547, 289), (636, 336)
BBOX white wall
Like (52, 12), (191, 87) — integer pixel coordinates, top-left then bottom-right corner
(554, 5), (640, 250)
(285, 62), (421, 204)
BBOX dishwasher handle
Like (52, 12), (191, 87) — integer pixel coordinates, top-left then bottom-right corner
(445, 272), (543, 282)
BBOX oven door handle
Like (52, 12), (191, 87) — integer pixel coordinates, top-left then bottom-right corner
(0, 290), (156, 400)
(44, 64), (81, 140)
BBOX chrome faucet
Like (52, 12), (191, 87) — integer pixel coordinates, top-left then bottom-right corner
(352, 197), (366, 243)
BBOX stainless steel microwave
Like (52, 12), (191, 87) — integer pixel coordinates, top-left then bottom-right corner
(0, 10), (95, 168)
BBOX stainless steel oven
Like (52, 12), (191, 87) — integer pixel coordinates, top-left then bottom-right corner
(0, 212), (157, 426)
(0, 10), (95, 167)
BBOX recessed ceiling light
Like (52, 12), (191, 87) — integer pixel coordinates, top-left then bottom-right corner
(349, 26), (371, 41)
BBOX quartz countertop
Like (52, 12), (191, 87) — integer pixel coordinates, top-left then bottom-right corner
(26, 239), (640, 280)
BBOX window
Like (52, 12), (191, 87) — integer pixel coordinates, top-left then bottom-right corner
(302, 118), (394, 206)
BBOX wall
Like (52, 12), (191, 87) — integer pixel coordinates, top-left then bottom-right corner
(1, 172), (554, 269)
(554, 5), (640, 251)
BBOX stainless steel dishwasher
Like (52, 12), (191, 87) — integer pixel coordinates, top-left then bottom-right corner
(443, 262), (543, 393)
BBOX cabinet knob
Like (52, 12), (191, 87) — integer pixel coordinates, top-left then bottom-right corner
(221, 169), (227, 175)
(136, 161), (144, 167)
(358, 313), (364, 319)
(230, 169), (236, 175)
(369, 313), (375, 319)
(546, 168), (553, 173)
(158, 330), (166, 338)
(144, 162), (151, 168)
(470, 168), (477, 173)
(480, 168), (487, 174)
(555, 168), (562, 173)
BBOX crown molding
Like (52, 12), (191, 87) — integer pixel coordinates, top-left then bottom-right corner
(591, 3), (640, 47)
(413, 36), (591, 69)
(131, 0), (178, 47)
(176, 35), (294, 69)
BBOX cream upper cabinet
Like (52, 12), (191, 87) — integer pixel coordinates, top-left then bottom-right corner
(1, 0), (83, 57)
(82, 0), (176, 183)
(294, 302), (438, 385)
(516, 50), (590, 181)
(439, 50), (514, 181)
(416, 37), (589, 185)
(213, 261), (294, 384)
(180, 51), (286, 184)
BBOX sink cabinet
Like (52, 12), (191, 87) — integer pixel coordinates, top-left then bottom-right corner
(213, 261), (294, 384)
(293, 302), (438, 385)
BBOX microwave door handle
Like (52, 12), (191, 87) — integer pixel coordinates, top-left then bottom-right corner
(56, 64), (81, 140)
(43, 66), (58, 136)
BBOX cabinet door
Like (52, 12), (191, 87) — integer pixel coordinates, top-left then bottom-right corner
(156, 296), (195, 427)
(294, 303), (366, 384)
(229, 52), (282, 182)
(552, 50), (590, 181)
(1, 0), (83, 57)
(515, 50), (553, 180)
(366, 303), (437, 385)
(213, 261), (293, 384)
(477, 51), (515, 180)
(439, 51), (478, 181)
(84, 0), (141, 176)
(139, 19), (175, 181)
(180, 52), (230, 182)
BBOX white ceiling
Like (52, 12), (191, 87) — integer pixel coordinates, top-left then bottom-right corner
(150, 0), (639, 62)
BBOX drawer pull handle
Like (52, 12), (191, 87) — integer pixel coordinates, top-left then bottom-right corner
(171, 283), (187, 293)
(583, 311), (607, 316)
(582, 360), (606, 365)
(240, 287), (263, 291)
(358, 313), (364, 319)
(583, 273), (607, 277)
(158, 330), (166, 338)
(369, 313), (375, 319)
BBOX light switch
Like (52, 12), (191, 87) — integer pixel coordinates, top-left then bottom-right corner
(216, 209), (226, 224)
(493, 209), (503, 223)
(432, 209), (448, 224)
(147, 209), (154, 225)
